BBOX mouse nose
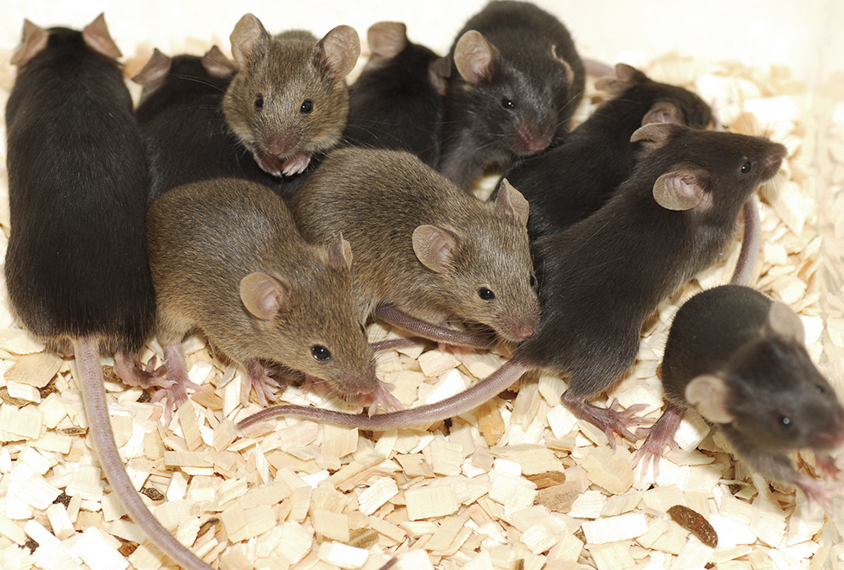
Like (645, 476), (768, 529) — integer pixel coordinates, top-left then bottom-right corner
(502, 314), (537, 341)
(264, 127), (300, 158)
(762, 143), (787, 178)
(514, 126), (552, 156)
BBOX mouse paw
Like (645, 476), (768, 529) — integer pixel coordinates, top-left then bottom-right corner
(564, 396), (650, 448)
(151, 345), (202, 425)
(246, 360), (283, 407)
(281, 152), (311, 176)
(254, 150), (285, 177)
(368, 380), (404, 415)
(631, 403), (685, 478)
(815, 453), (842, 480)
(794, 473), (836, 513)
(113, 350), (174, 390)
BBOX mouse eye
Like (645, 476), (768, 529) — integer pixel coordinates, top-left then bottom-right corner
(816, 384), (827, 395)
(300, 99), (314, 114)
(311, 345), (331, 361)
(478, 288), (496, 301)
(529, 274), (537, 288)
(359, 323), (366, 335)
(779, 415), (793, 428)
(740, 161), (752, 174)
(501, 98), (515, 110)
(254, 93), (264, 110)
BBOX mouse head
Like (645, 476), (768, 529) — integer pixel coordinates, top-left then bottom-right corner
(686, 301), (844, 452)
(239, 234), (382, 406)
(12, 14), (121, 68)
(132, 47), (237, 104)
(451, 29), (583, 156)
(411, 179), (539, 343)
(223, 13), (360, 173)
(365, 21), (450, 96)
(631, 123), (787, 220)
(597, 63), (713, 130)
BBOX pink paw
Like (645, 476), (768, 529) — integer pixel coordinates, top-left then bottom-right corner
(281, 152), (311, 176)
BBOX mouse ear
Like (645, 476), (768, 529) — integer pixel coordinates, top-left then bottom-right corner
(550, 44), (575, 86)
(652, 167), (710, 211)
(595, 63), (647, 94)
(367, 22), (407, 60)
(413, 225), (460, 273)
(10, 20), (49, 67)
(492, 178), (530, 227)
(686, 374), (735, 424)
(428, 56), (451, 97)
(763, 301), (805, 345)
(326, 233), (353, 270)
(240, 273), (290, 320)
(454, 30), (498, 84)
(82, 13), (122, 61)
(202, 45), (238, 78)
(642, 102), (682, 126)
(319, 25), (361, 79)
(630, 122), (677, 149)
(131, 49), (171, 93)
(230, 13), (271, 71)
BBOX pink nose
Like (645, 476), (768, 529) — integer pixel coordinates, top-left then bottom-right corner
(515, 126), (552, 155)
(264, 128), (299, 157)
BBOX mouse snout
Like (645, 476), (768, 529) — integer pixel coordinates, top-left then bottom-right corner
(761, 143), (787, 178)
(812, 404), (844, 450)
(501, 312), (538, 342)
(513, 125), (552, 156)
(264, 128), (300, 158)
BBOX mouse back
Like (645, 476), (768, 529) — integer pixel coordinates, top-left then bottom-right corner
(437, 0), (585, 188)
(664, 285), (844, 454)
(147, 178), (378, 401)
(342, 22), (450, 166)
(223, 13), (360, 174)
(290, 148), (539, 343)
(5, 16), (154, 353)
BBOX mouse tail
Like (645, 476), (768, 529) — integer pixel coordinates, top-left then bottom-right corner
(237, 359), (532, 430)
(73, 336), (214, 570)
(730, 196), (761, 286)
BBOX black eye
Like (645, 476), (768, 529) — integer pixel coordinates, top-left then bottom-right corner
(501, 98), (515, 110)
(478, 288), (496, 300)
(311, 345), (331, 361)
(359, 324), (366, 335)
(741, 161), (752, 174)
(529, 275), (537, 288)
(779, 415), (792, 428)
(816, 385), (827, 395)
(255, 94), (264, 110)
(300, 99), (314, 114)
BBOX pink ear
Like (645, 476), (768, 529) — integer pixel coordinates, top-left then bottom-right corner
(319, 25), (361, 78)
(131, 49), (171, 92)
(493, 178), (529, 227)
(642, 102), (682, 126)
(240, 273), (290, 320)
(652, 167), (710, 211)
(367, 22), (407, 59)
(82, 13), (122, 60)
(428, 56), (451, 96)
(453, 30), (496, 84)
(10, 20), (49, 67)
(595, 63), (645, 95)
(326, 233), (353, 270)
(550, 44), (575, 85)
(764, 301), (805, 345)
(630, 122), (676, 148)
(686, 374), (734, 424)
(202, 45), (238, 77)
(230, 13), (271, 70)
(412, 225), (460, 273)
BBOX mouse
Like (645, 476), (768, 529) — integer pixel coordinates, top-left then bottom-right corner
(238, 123), (787, 438)
(633, 285), (844, 508)
(222, 13), (360, 179)
(341, 21), (451, 166)
(4, 16), (213, 570)
(500, 63), (714, 240)
(133, 46), (296, 203)
(146, 176), (399, 419)
(436, 0), (586, 189)
(289, 147), (539, 347)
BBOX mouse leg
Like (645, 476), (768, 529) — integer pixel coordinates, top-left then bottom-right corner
(245, 359), (282, 407)
(151, 345), (202, 425)
(113, 350), (173, 390)
(631, 402), (685, 477)
(815, 453), (841, 479)
(562, 393), (649, 448)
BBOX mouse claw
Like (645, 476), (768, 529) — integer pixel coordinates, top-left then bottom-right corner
(281, 152), (310, 176)
(254, 150), (285, 177)
(368, 381), (404, 416)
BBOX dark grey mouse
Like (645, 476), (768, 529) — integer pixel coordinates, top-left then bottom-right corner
(289, 148), (539, 347)
(500, 63), (713, 240)
(436, 0), (586, 189)
(133, 46), (296, 203)
(341, 21), (450, 166)
(4, 16), (212, 570)
(146, 177), (398, 419)
(222, 13), (360, 178)
(238, 124), (786, 439)
(634, 285), (844, 507)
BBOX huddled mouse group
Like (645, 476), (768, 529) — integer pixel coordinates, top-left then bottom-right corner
(4, 3), (843, 569)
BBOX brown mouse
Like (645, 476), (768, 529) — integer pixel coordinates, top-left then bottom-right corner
(222, 13), (360, 178)
(146, 177), (398, 417)
(239, 124), (787, 438)
(5, 16), (213, 570)
(633, 285), (844, 508)
(289, 148), (539, 347)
